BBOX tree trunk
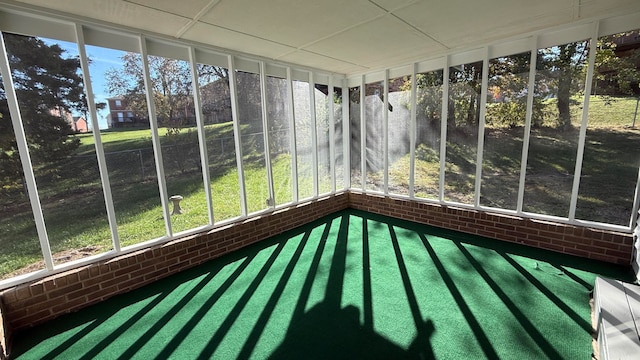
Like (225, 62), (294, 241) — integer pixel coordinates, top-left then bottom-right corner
(557, 67), (572, 129)
(466, 93), (476, 126)
(556, 43), (577, 130)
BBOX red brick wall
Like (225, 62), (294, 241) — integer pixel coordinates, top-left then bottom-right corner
(0, 191), (634, 342)
(0, 193), (349, 333)
(349, 192), (633, 265)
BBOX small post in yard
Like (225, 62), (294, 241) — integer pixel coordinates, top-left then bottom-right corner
(170, 195), (183, 215)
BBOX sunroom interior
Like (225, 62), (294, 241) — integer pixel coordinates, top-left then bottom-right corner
(1, 0), (640, 359)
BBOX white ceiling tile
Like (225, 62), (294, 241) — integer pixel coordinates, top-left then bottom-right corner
(199, 0), (386, 48)
(125, 0), (212, 18)
(579, 0), (640, 19)
(305, 15), (446, 66)
(395, 0), (575, 48)
(369, 0), (420, 12)
(10, 0), (640, 76)
(181, 21), (296, 60)
(277, 50), (368, 74)
(15, 0), (191, 36)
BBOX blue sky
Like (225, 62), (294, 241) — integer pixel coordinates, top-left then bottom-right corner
(44, 38), (126, 130)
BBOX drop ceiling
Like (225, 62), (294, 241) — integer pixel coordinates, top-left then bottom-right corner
(6, 0), (640, 75)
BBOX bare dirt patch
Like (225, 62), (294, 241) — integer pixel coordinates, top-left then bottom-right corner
(2, 246), (103, 280)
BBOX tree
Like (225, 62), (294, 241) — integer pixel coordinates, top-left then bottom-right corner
(105, 53), (194, 126)
(591, 30), (640, 97)
(535, 41), (589, 129)
(448, 61), (483, 128)
(0, 33), (84, 194)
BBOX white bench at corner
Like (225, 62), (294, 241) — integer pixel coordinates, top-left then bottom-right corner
(594, 277), (640, 360)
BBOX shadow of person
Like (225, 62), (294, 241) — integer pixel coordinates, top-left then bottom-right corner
(268, 302), (435, 360)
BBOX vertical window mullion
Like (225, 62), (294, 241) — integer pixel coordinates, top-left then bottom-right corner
(383, 70), (389, 195)
(343, 83), (350, 189)
(286, 67), (299, 203)
(630, 167), (640, 229)
(517, 37), (538, 214)
(309, 72), (319, 198)
(328, 77), (336, 193)
(188, 46), (214, 224)
(0, 31), (55, 271)
(474, 49), (490, 208)
(75, 24), (121, 251)
(409, 63), (417, 198)
(227, 56), (248, 216)
(259, 61), (275, 208)
(439, 57), (449, 202)
(139, 36), (172, 237)
(569, 22), (599, 221)
(360, 75), (366, 191)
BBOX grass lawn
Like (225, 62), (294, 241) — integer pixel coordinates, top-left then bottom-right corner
(1, 96), (639, 279)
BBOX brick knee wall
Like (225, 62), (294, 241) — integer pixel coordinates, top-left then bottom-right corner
(0, 191), (634, 339)
(348, 192), (633, 265)
(0, 193), (349, 333)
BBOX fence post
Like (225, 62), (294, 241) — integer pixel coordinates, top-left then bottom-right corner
(633, 97), (639, 128)
(139, 149), (145, 180)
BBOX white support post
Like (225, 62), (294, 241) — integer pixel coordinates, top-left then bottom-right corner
(75, 24), (121, 252)
(286, 67), (299, 202)
(309, 72), (319, 197)
(139, 36), (172, 237)
(630, 166), (640, 230)
(0, 32), (55, 271)
(569, 22), (599, 221)
(259, 61), (275, 208)
(328, 76), (336, 193)
(383, 70), (390, 195)
(517, 37), (538, 214)
(360, 76), (366, 191)
(474, 48), (490, 208)
(188, 46), (214, 224)
(227, 55), (248, 216)
(439, 57), (450, 202)
(409, 63), (417, 198)
(343, 83), (350, 189)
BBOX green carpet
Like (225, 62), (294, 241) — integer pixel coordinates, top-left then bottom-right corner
(11, 209), (633, 359)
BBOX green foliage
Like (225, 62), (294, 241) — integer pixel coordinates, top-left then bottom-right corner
(0, 34), (83, 196)
(592, 31), (640, 96)
(105, 53), (195, 125)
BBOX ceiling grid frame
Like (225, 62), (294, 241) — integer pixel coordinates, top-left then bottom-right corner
(0, 0), (636, 76)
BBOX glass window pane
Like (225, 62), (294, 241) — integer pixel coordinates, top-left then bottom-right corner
(445, 61), (482, 204)
(4, 33), (112, 265)
(481, 52), (530, 209)
(388, 76), (412, 196)
(88, 46), (166, 246)
(365, 81), (385, 192)
(414, 70), (443, 200)
(197, 64), (242, 221)
(293, 80), (314, 200)
(315, 84), (331, 195)
(577, 30), (640, 225)
(0, 70), (44, 279)
(265, 75), (292, 205)
(236, 70), (269, 214)
(333, 87), (344, 190)
(349, 86), (362, 189)
(146, 55), (208, 233)
(524, 40), (588, 217)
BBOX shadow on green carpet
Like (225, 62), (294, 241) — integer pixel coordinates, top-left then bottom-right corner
(11, 209), (633, 359)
